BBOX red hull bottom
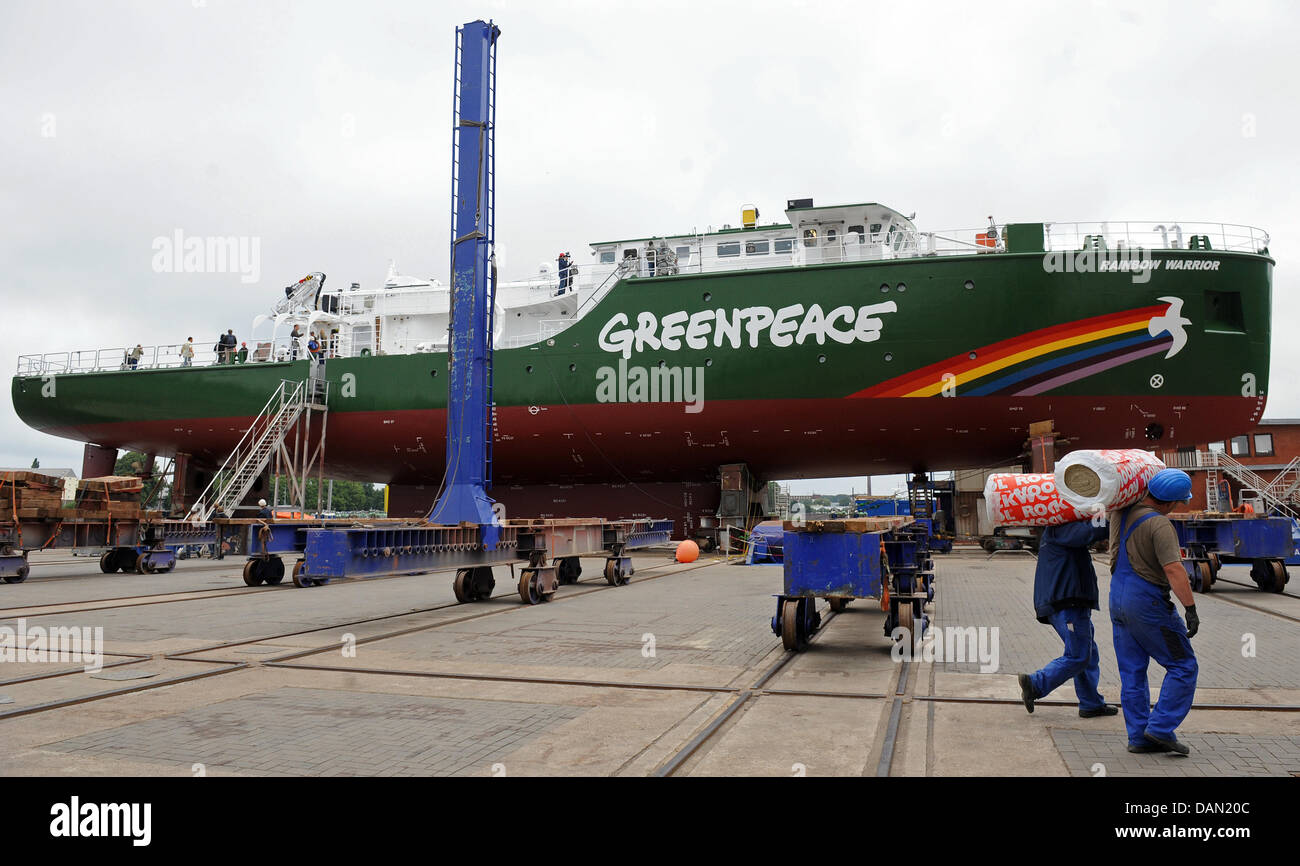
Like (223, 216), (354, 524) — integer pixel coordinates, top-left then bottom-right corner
(42, 394), (1265, 488)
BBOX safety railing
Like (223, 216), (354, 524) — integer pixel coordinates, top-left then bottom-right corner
(18, 218), (1271, 376)
(15, 333), (345, 376)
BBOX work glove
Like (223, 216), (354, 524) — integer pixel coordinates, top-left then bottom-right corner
(1184, 605), (1199, 639)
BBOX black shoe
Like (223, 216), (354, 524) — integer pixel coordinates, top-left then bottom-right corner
(1079, 704), (1120, 718)
(1143, 731), (1191, 756)
(1127, 741), (1169, 754)
(1017, 674), (1037, 714)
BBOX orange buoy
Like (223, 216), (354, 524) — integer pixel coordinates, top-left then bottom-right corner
(675, 539), (700, 563)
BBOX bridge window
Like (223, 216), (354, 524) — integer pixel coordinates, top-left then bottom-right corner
(599, 249), (616, 264)
(774, 238), (794, 253)
(824, 229), (837, 245)
(717, 241), (741, 257)
(1208, 441), (1225, 453)
(802, 229), (818, 248)
(848, 224), (865, 243)
(675, 245), (691, 260)
(1253, 433), (1274, 456)
(1230, 435), (1250, 456)
(745, 240), (770, 255)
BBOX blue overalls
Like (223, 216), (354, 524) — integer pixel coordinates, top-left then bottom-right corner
(1109, 510), (1198, 747)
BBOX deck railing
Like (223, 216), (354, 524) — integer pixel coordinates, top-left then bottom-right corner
(16, 218), (1271, 376)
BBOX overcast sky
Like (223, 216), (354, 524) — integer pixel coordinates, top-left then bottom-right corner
(1, 0), (1296, 495)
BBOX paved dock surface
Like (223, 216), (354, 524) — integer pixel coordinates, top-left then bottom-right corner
(1, 549), (1296, 776)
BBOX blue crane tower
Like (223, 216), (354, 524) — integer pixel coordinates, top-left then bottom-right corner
(428, 19), (501, 551)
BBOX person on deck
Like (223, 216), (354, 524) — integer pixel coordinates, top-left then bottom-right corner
(180, 337), (195, 367)
(127, 344), (144, 370)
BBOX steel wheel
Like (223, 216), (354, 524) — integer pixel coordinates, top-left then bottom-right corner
(828, 597), (847, 613)
(453, 569), (473, 603)
(262, 558), (284, 585)
(1270, 560), (1288, 593)
(99, 551), (116, 574)
(135, 553), (151, 574)
(3, 564), (28, 584)
(897, 600), (915, 640)
(518, 570), (542, 605)
(1195, 561), (1213, 594)
(292, 560), (313, 588)
(604, 560), (619, 586)
(781, 599), (807, 652)
(1207, 552), (1221, 574)
(242, 559), (263, 586)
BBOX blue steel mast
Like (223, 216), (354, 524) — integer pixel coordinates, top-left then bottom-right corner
(428, 19), (500, 548)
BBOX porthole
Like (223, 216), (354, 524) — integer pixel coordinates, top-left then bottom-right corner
(526, 365), (534, 374)
(658, 359), (667, 368)
(430, 370), (438, 377)
(884, 353), (894, 362)
(964, 279), (974, 290)
(896, 283), (907, 292)
(880, 283), (890, 293)
(569, 363), (577, 372)
(703, 292), (712, 302)
(968, 352), (977, 360)
(705, 358), (713, 367)
(818, 354), (827, 364)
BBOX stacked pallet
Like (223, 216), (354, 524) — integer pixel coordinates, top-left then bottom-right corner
(0, 471), (146, 521)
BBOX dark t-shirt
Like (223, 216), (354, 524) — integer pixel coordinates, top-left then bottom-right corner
(1108, 504), (1182, 589)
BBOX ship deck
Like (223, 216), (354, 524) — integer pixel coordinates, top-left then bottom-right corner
(2, 548), (1297, 777)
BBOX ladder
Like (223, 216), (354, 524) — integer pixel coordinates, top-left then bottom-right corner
(189, 380), (315, 521)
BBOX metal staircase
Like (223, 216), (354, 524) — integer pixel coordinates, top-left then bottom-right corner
(189, 380), (318, 521)
(1200, 450), (1299, 519)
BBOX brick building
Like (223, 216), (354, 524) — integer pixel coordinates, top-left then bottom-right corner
(1159, 418), (1300, 514)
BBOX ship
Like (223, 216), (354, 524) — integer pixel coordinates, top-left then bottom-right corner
(12, 201), (1275, 540)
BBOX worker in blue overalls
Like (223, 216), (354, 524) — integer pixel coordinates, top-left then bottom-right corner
(1108, 468), (1200, 755)
(1017, 519), (1114, 718)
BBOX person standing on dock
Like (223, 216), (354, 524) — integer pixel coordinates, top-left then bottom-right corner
(1017, 521), (1115, 719)
(180, 337), (195, 367)
(1107, 468), (1200, 756)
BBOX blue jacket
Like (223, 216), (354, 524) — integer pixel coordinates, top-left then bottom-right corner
(1032, 521), (1109, 623)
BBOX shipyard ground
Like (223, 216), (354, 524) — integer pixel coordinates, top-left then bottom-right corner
(1, 548), (1297, 778)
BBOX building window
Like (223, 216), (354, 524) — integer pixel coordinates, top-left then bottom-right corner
(1230, 435), (1250, 456)
(1253, 433), (1274, 456)
(745, 240), (770, 255)
(717, 242), (741, 257)
(599, 250), (616, 264)
(1208, 441), (1225, 453)
(774, 238), (794, 253)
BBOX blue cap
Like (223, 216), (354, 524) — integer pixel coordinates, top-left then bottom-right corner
(1147, 468), (1193, 503)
